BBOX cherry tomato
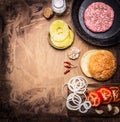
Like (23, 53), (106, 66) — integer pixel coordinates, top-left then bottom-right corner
(97, 87), (112, 104)
(87, 91), (103, 107)
(109, 86), (120, 103)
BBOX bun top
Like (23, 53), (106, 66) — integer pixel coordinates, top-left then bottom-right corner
(88, 50), (117, 81)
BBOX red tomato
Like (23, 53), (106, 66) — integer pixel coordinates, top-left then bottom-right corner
(87, 91), (103, 107)
(109, 86), (120, 103)
(97, 87), (112, 104)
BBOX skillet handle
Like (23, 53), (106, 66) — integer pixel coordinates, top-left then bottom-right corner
(118, 40), (120, 43)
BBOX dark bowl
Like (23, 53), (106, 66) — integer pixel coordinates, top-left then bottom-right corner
(71, 0), (120, 47)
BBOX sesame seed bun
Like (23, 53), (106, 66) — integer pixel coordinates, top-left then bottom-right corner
(80, 50), (117, 81)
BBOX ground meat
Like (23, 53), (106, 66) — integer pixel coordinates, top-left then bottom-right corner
(84, 2), (114, 32)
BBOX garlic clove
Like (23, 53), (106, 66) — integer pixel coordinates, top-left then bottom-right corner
(113, 106), (120, 115)
(107, 104), (112, 112)
(68, 47), (80, 60)
(95, 109), (104, 115)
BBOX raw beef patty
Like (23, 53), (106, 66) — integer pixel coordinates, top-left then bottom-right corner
(84, 2), (114, 32)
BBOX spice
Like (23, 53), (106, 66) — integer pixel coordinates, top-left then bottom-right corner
(64, 61), (77, 75)
(64, 69), (70, 74)
(64, 61), (73, 66)
(64, 65), (77, 69)
(64, 65), (71, 68)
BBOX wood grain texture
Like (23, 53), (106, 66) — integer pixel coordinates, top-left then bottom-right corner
(0, 0), (120, 121)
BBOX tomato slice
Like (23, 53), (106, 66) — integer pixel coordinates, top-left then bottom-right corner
(87, 91), (103, 107)
(109, 86), (120, 103)
(97, 87), (112, 104)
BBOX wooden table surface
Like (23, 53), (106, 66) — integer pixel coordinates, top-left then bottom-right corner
(0, 0), (120, 121)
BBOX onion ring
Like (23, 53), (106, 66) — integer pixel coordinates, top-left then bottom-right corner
(66, 99), (80, 111)
(78, 101), (91, 113)
(67, 93), (82, 105)
(62, 76), (91, 113)
(67, 76), (88, 93)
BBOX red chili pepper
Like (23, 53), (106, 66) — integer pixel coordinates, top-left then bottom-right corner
(64, 61), (72, 65)
(64, 69), (70, 74)
(64, 65), (71, 68)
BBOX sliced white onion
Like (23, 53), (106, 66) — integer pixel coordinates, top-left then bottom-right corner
(67, 76), (88, 93)
(66, 99), (80, 111)
(79, 93), (87, 103)
(67, 93), (82, 105)
(78, 101), (91, 113)
(63, 76), (91, 113)
(79, 104), (88, 113)
(83, 101), (92, 110)
(76, 87), (87, 94)
(66, 93), (91, 113)
(68, 78), (80, 92)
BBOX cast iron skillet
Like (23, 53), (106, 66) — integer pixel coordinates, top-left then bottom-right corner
(71, 0), (120, 47)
